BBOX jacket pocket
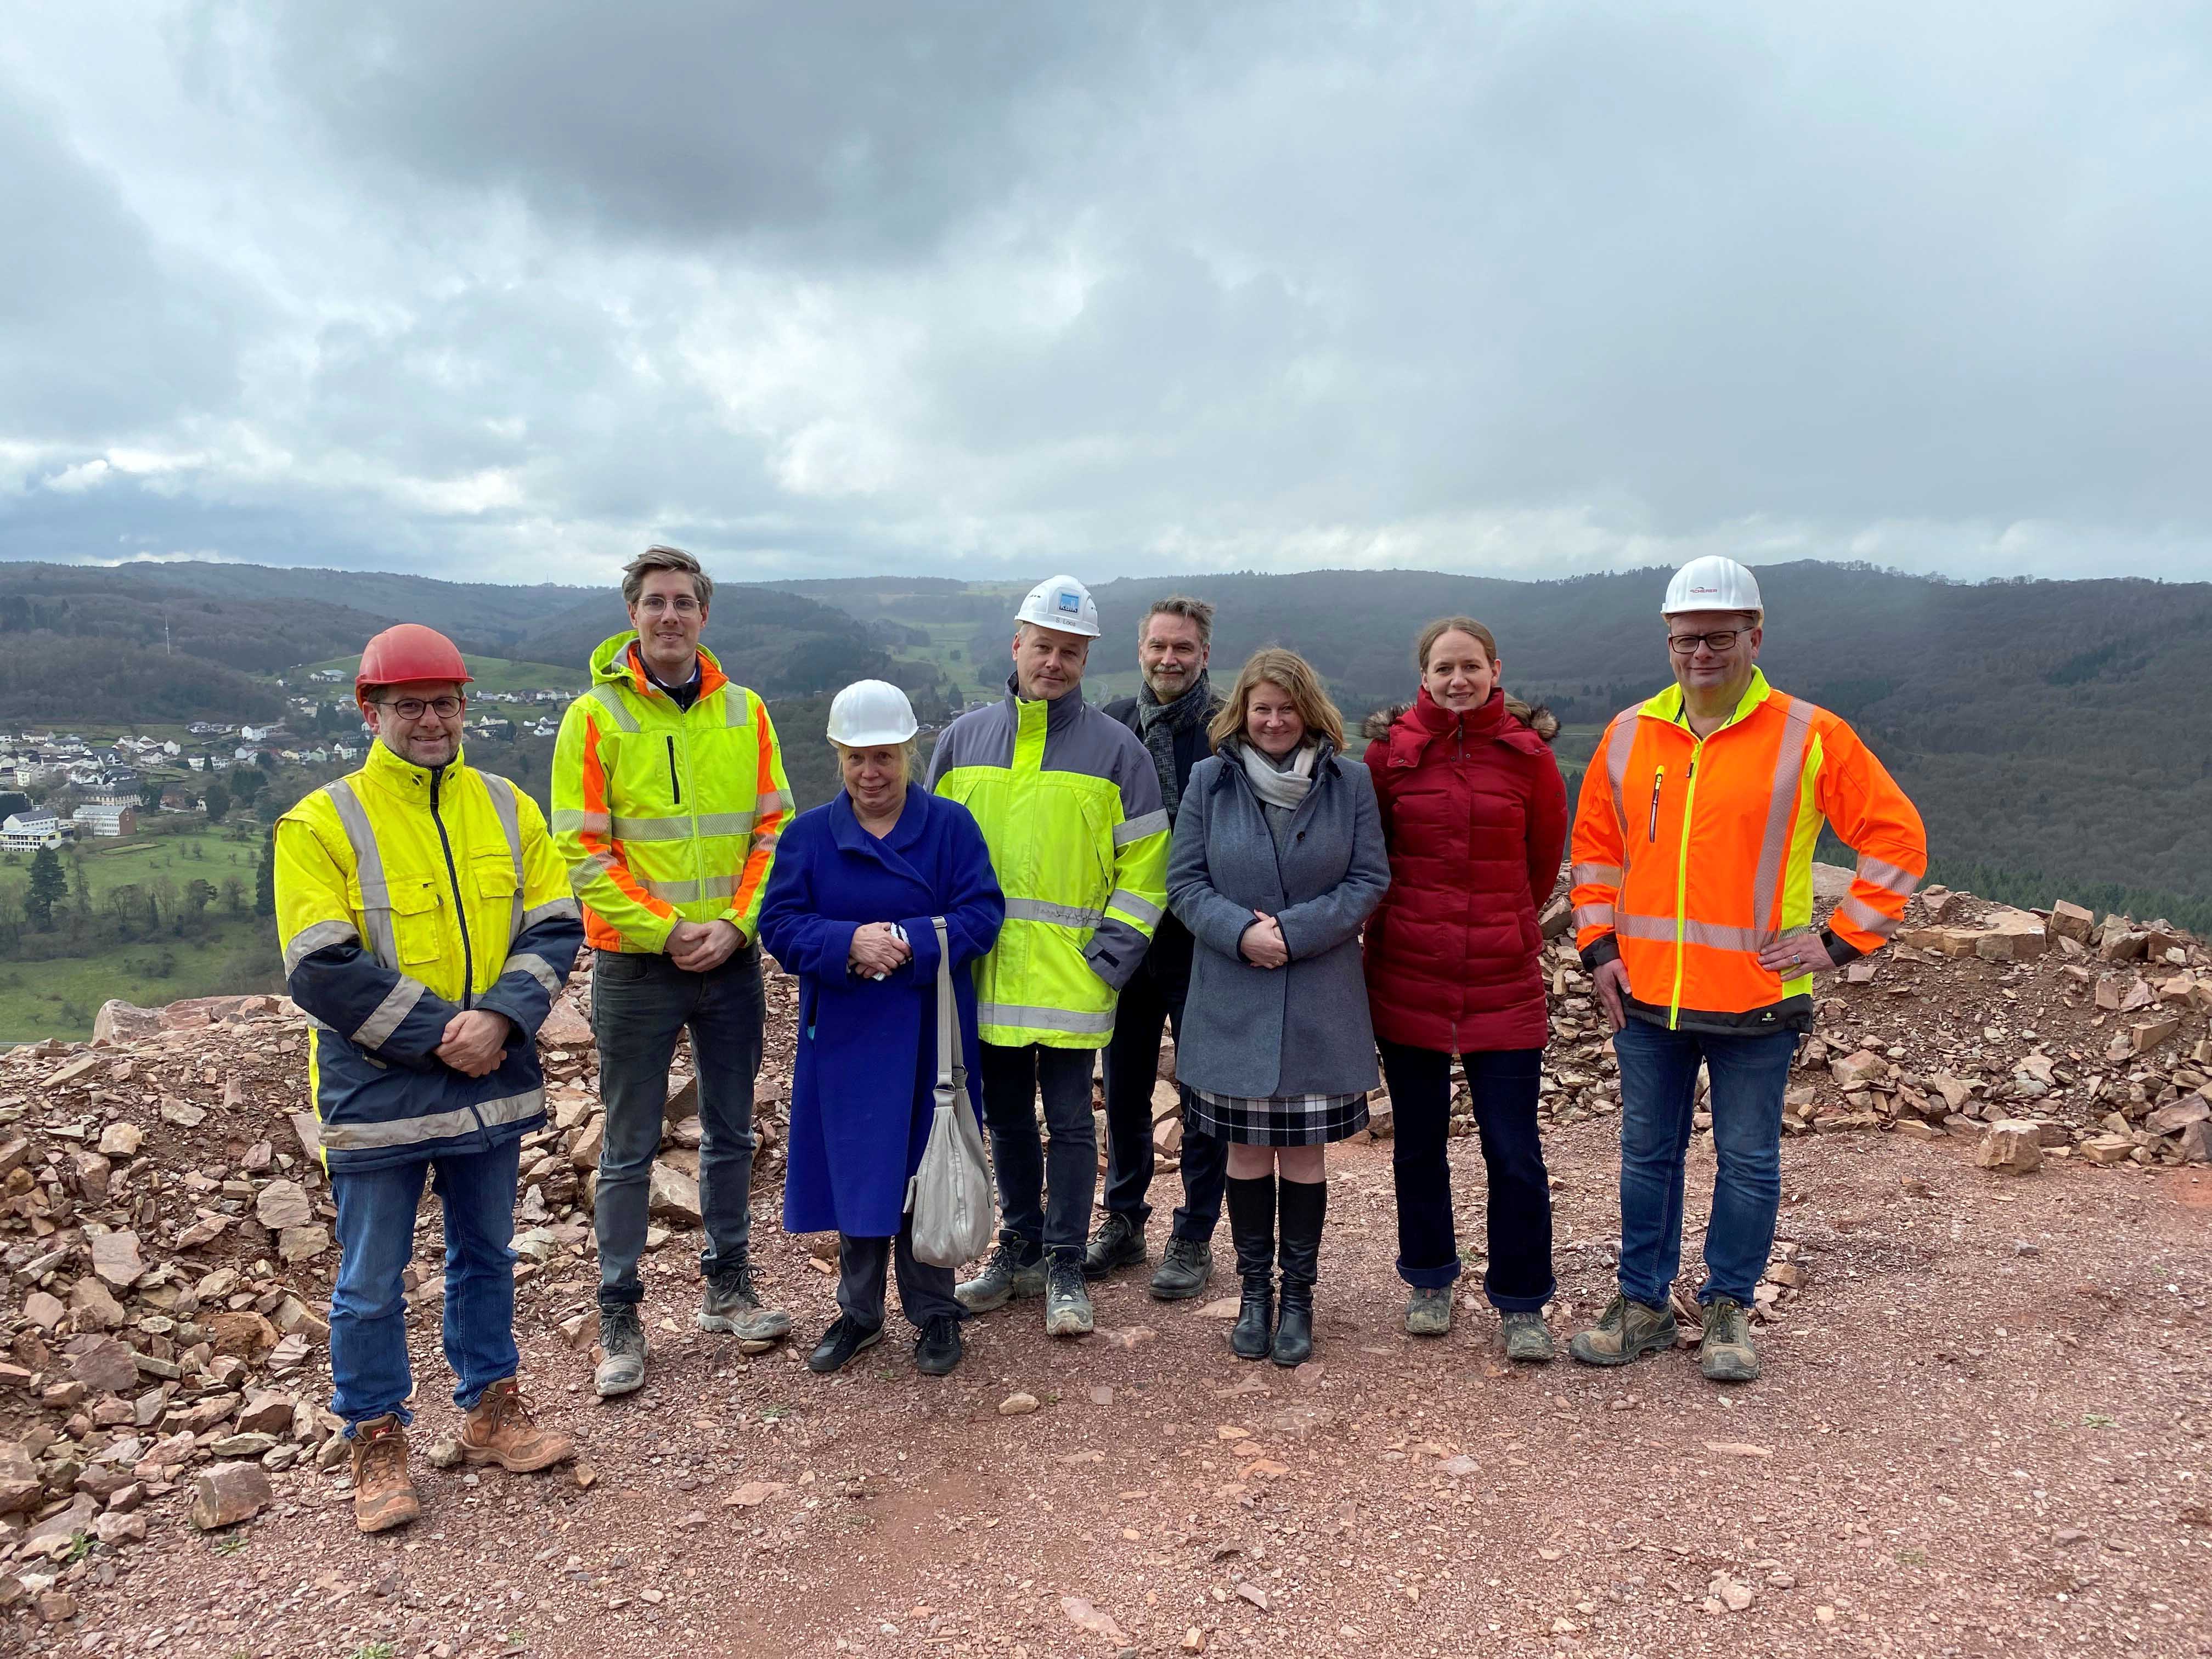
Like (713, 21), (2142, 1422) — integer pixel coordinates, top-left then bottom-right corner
(474, 855), (520, 949)
(387, 876), (444, 967)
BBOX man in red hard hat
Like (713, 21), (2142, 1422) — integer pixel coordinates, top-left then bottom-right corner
(274, 623), (586, 1532)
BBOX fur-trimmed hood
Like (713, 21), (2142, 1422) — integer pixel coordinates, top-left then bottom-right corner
(1361, 693), (1558, 744)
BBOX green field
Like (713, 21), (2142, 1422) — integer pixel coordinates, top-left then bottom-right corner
(0, 915), (275, 1043)
(280, 655), (589, 696)
(0, 826), (275, 1042)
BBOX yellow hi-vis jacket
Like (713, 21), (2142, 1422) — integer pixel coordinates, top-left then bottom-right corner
(275, 740), (584, 1176)
(926, 678), (1169, 1048)
(550, 634), (794, 952)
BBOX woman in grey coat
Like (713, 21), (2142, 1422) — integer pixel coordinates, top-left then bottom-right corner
(1167, 648), (1389, 1365)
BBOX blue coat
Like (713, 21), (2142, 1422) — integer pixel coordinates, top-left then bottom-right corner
(758, 786), (1005, 1238)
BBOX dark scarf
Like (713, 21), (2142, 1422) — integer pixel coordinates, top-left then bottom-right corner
(1136, 670), (1212, 819)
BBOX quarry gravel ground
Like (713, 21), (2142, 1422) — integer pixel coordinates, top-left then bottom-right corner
(40, 1120), (2212, 1659)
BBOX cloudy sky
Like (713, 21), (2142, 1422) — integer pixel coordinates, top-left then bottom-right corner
(3, 3), (2208, 588)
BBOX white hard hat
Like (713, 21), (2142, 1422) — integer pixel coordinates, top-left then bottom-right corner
(1013, 573), (1101, 638)
(825, 679), (918, 747)
(1662, 556), (1763, 616)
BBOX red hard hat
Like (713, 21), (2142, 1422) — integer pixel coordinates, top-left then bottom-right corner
(356, 624), (473, 692)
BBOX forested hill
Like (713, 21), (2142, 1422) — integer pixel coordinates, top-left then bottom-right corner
(777, 563), (2212, 913)
(0, 561), (941, 718)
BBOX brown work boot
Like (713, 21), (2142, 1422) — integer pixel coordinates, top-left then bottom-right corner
(456, 1378), (575, 1473)
(349, 1414), (421, 1534)
(1567, 1291), (1680, 1367)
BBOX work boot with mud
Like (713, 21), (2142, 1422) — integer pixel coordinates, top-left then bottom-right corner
(349, 1413), (420, 1534)
(594, 1302), (647, 1398)
(458, 1378), (575, 1472)
(699, 1260), (792, 1348)
(1697, 1295), (1762, 1383)
(955, 1240), (1046, 1312)
(1501, 1310), (1556, 1363)
(1567, 1291), (1679, 1367)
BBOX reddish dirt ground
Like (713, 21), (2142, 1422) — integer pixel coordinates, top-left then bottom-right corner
(46, 1118), (2212, 1659)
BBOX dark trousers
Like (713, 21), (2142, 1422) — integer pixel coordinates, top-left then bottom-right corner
(978, 1041), (1097, 1266)
(837, 1222), (962, 1332)
(1377, 1040), (1555, 1311)
(1099, 963), (1227, 1242)
(591, 945), (764, 1306)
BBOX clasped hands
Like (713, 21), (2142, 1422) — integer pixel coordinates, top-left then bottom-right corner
(849, 921), (912, 978)
(1238, 910), (1289, 970)
(667, 917), (743, 974)
(436, 1008), (513, 1078)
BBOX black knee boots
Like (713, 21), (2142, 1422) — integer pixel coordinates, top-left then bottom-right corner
(1224, 1175), (1275, 1361)
(1273, 1178), (1326, 1367)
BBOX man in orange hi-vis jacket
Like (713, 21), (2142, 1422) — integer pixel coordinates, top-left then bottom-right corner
(552, 545), (796, 1398)
(1565, 557), (1926, 1385)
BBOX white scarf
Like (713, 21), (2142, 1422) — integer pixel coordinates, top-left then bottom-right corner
(1237, 740), (1318, 809)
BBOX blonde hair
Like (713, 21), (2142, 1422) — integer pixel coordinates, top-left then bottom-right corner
(1209, 648), (1346, 753)
(831, 737), (918, 782)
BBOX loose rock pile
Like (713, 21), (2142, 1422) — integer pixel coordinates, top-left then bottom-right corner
(4, 877), (2210, 1633)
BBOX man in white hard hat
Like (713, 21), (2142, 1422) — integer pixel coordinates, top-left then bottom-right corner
(927, 576), (1170, 1338)
(1566, 557), (1927, 1383)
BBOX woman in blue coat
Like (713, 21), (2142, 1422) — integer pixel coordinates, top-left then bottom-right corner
(758, 681), (1004, 1378)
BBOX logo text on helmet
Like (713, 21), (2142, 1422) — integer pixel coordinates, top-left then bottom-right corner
(1056, 591), (1080, 614)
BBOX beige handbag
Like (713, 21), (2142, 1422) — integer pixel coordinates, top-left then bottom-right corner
(906, 916), (994, 1268)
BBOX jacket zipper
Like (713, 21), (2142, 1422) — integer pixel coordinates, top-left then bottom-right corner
(428, 767), (475, 1009)
(1646, 766), (1665, 842)
(665, 735), (682, 806)
(1669, 752), (1701, 1029)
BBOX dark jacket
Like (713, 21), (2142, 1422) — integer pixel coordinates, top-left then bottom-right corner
(1361, 687), (1566, 1054)
(1103, 692), (1221, 1002)
(1167, 742), (1390, 1099)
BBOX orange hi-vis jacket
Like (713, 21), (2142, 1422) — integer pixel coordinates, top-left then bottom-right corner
(551, 634), (794, 954)
(1570, 669), (1927, 1035)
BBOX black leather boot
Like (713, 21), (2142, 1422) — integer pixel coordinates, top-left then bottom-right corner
(1272, 1177), (1327, 1368)
(1224, 1175), (1276, 1361)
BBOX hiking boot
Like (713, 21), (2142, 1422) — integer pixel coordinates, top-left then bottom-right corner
(699, 1261), (792, 1348)
(1081, 1212), (1147, 1280)
(1568, 1291), (1680, 1368)
(914, 1314), (964, 1377)
(349, 1414), (420, 1534)
(457, 1378), (574, 1472)
(806, 1315), (883, 1375)
(1500, 1310), (1556, 1363)
(1043, 1260), (1094, 1336)
(955, 1242), (1046, 1312)
(1697, 1295), (1762, 1383)
(593, 1302), (647, 1398)
(1149, 1236), (1214, 1301)
(1404, 1285), (1453, 1337)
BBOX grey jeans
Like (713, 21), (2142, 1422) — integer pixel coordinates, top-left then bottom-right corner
(591, 944), (763, 1307)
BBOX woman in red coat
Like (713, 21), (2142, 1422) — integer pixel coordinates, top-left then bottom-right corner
(1362, 617), (1567, 1359)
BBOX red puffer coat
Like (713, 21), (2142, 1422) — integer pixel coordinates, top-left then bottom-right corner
(1362, 687), (1567, 1053)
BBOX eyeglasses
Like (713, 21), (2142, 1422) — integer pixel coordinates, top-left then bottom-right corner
(372, 696), (465, 720)
(1667, 630), (1746, 654)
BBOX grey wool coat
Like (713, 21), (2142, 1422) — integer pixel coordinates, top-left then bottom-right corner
(1167, 742), (1391, 1099)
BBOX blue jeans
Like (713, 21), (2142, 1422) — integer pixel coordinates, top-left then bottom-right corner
(330, 1137), (521, 1431)
(1612, 1017), (1798, 1309)
(591, 945), (764, 1305)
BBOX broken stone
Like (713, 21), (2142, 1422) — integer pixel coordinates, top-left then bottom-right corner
(646, 1161), (702, 1223)
(89, 1229), (146, 1288)
(1830, 1049), (1887, 1090)
(998, 1392), (1041, 1416)
(21, 1290), (64, 1331)
(255, 1180), (314, 1231)
(2081, 1135), (2134, 1165)
(2050, 900), (2095, 943)
(67, 1337), (141, 1396)
(2130, 1015), (2181, 1054)
(1975, 1120), (2043, 1174)
(277, 1224), (330, 1264)
(188, 1461), (272, 1530)
(66, 1278), (125, 1331)
(96, 1122), (142, 1158)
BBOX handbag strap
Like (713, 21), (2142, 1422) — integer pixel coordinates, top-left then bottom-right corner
(933, 916), (960, 1110)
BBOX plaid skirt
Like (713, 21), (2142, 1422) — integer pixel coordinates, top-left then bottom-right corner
(1188, 1088), (1370, 1147)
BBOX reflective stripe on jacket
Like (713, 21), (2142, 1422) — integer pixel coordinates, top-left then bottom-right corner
(1568, 669), (1927, 1034)
(275, 741), (584, 1176)
(550, 633), (794, 952)
(926, 678), (1169, 1049)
